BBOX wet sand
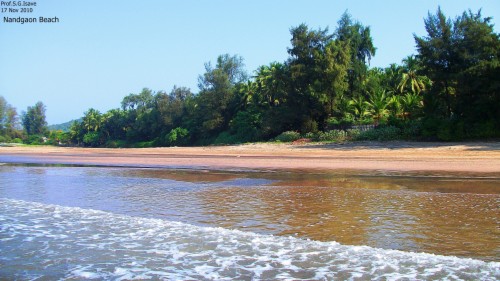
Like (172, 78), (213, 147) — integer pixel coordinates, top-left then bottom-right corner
(1, 141), (499, 173)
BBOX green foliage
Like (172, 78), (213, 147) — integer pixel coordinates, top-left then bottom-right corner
(318, 130), (347, 142)
(0, 95), (21, 140)
(336, 11), (376, 97)
(192, 54), (248, 140)
(24, 134), (45, 145)
(415, 7), (500, 131)
(229, 110), (262, 143)
(274, 131), (301, 142)
(300, 118), (318, 134)
(46, 130), (70, 145)
(83, 132), (100, 147)
(469, 121), (498, 139)
(366, 90), (390, 124)
(22, 102), (48, 136)
(166, 127), (189, 146)
(356, 126), (402, 141)
(48, 8), (498, 147)
(133, 141), (155, 148)
(213, 131), (240, 145)
(105, 140), (128, 148)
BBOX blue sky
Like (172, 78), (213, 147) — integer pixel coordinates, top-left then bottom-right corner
(1, 0), (499, 125)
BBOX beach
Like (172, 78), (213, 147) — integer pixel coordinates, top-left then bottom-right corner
(1, 141), (499, 173)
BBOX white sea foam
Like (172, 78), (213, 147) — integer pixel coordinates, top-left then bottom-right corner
(0, 198), (498, 280)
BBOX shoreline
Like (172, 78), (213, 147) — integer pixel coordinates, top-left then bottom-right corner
(0, 141), (499, 174)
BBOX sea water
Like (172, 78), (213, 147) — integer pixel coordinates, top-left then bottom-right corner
(0, 165), (499, 280)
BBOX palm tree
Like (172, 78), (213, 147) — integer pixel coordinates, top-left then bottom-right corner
(399, 92), (423, 120)
(384, 63), (403, 94)
(334, 94), (352, 117)
(349, 95), (370, 122)
(82, 108), (102, 132)
(388, 95), (404, 119)
(367, 90), (390, 124)
(254, 62), (288, 106)
(237, 80), (256, 107)
(398, 55), (432, 95)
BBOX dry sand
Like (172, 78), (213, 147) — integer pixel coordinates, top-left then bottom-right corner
(1, 141), (499, 174)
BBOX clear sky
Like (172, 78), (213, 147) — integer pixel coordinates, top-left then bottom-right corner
(1, 0), (499, 125)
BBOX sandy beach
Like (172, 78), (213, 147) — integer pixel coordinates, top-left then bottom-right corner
(1, 141), (499, 174)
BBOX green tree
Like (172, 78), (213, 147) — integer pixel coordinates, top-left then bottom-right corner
(82, 108), (102, 132)
(81, 108), (103, 147)
(415, 7), (456, 117)
(324, 39), (351, 116)
(398, 55), (431, 95)
(254, 62), (289, 107)
(101, 108), (127, 141)
(253, 62), (293, 137)
(367, 90), (391, 124)
(349, 95), (370, 122)
(382, 64), (403, 94)
(399, 93), (423, 120)
(120, 88), (156, 141)
(22, 101), (48, 136)
(336, 11), (376, 97)
(415, 7), (500, 137)
(287, 23), (334, 131)
(453, 10), (500, 126)
(0, 96), (20, 140)
(193, 54), (248, 141)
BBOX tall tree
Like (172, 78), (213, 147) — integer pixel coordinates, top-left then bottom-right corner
(287, 24), (333, 130)
(0, 96), (19, 137)
(453, 9), (500, 125)
(336, 11), (376, 98)
(414, 7), (456, 117)
(194, 54), (248, 140)
(415, 7), (500, 126)
(22, 102), (47, 136)
(120, 88), (156, 141)
(323, 39), (351, 116)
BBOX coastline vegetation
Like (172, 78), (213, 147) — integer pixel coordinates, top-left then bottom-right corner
(1, 8), (499, 147)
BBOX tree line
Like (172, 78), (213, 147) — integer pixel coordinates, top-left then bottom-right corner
(1, 8), (499, 146)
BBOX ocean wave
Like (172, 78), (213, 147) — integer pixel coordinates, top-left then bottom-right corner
(0, 198), (498, 280)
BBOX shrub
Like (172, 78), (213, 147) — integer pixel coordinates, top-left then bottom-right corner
(275, 131), (301, 142)
(304, 132), (318, 141)
(134, 141), (155, 148)
(318, 130), (347, 142)
(326, 116), (354, 130)
(105, 140), (128, 148)
(469, 121), (497, 139)
(346, 129), (361, 139)
(24, 134), (45, 145)
(214, 131), (239, 145)
(401, 120), (422, 140)
(356, 126), (401, 141)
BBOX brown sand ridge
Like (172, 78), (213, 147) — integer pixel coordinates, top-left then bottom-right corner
(1, 141), (499, 174)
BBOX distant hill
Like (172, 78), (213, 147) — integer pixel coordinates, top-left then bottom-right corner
(48, 119), (81, 132)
